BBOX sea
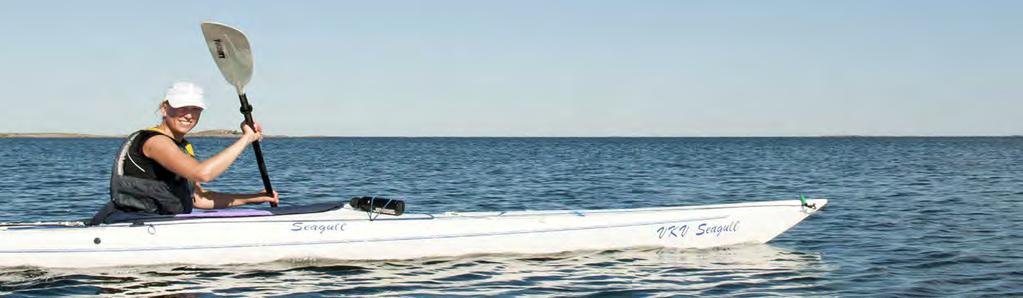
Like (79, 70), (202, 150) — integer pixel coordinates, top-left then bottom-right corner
(0, 137), (1020, 296)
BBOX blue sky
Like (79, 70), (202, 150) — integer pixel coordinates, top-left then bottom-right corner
(1, 1), (1020, 136)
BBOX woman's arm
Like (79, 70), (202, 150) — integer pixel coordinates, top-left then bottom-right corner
(191, 183), (279, 209)
(144, 123), (262, 183)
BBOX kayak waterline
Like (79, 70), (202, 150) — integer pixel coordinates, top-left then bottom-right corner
(0, 198), (826, 268)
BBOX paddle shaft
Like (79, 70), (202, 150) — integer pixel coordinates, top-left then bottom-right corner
(238, 93), (276, 207)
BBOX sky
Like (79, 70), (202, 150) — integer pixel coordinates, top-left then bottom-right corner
(0, 1), (1020, 137)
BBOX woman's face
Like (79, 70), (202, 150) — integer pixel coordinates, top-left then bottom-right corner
(163, 104), (203, 135)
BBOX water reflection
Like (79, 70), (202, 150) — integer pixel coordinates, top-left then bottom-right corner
(1, 245), (827, 296)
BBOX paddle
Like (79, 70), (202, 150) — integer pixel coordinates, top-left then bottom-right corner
(200, 21), (277, 207)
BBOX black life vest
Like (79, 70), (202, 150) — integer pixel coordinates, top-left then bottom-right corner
(107, 128), (196, 215)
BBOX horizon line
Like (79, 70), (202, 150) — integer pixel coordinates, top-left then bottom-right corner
(2, 132), (1022, 139)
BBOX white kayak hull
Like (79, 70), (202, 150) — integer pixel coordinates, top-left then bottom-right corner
(0, 199), (826, 268)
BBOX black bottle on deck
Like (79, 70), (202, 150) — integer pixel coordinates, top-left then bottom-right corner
(349, 196), (405, 216)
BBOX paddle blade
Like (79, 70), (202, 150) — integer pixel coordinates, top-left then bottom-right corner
(201, 22), (253, 94)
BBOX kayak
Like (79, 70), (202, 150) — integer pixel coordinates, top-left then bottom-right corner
(0, 198), (827, 268)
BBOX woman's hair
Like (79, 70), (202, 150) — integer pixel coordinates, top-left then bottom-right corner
(156, 100), (168, 117)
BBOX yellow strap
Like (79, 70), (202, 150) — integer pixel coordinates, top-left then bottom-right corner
(146, 127), (196, 158)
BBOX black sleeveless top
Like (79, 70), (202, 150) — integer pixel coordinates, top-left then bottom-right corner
(108, 129), (195, 215)
(122, 130), (192, 181)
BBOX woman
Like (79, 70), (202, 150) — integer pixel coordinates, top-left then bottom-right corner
(92, 81), (278, 224)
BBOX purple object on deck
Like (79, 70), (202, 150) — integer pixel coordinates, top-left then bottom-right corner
(174, 209), (273, 218)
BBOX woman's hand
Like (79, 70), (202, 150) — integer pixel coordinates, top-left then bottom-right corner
(240, 121), (264, 143)
(247, 190), (279, 205)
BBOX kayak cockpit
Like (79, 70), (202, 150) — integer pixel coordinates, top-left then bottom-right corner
(100, 201), (347, 224)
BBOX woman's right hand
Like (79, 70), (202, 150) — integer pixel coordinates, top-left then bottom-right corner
(240, 121), (263, 143)
(244, 190), (279, 206)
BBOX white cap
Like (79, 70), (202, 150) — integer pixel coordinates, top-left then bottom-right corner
(164, 81), (207, 109)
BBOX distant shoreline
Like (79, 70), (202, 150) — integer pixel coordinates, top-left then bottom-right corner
(0, 133), (115, 138)
(1, 132), (1021, 139)
(0, 130), (273, 139)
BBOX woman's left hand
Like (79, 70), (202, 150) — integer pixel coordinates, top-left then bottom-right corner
(240, 121), (264, 144)
(249, 190), (279, 205)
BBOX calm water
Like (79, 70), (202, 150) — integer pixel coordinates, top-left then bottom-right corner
(1, 137), (1021, 296)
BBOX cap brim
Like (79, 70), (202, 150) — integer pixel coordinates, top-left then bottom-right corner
(167, 100), (207, 109)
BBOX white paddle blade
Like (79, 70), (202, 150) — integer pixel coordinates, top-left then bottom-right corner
(201, 22), (253, 94)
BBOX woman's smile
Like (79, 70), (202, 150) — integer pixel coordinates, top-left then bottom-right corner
(165, 105), (203, 134)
